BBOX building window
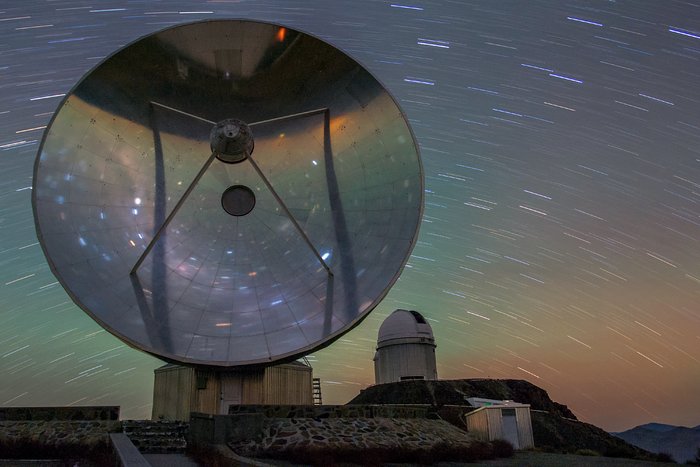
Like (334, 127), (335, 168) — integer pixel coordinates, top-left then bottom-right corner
(400, 375), (425, 381)
(196, 376), (208, 390)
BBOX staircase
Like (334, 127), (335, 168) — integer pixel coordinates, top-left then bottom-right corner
(122, 419), (189, 454)
(312, 378), (322, 405)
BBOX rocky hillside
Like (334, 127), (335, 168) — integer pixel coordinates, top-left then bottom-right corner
(350, 379), (575, 418)
(348, 379), (656, 460)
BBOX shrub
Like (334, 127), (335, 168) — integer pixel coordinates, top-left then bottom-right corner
(462, 440), (495, 461)
(603, 443), (638, 459)
(654, 452), (675, 463)
(257, 439), (515, 466)
(575, 448), (601, 456)
(491, 439), (515, 458)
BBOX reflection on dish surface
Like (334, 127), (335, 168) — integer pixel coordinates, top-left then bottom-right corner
(33, 19), (423, 366)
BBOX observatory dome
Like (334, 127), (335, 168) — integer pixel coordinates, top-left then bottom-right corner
(374, 309), (437, 384)
(377, 309), (435, 347)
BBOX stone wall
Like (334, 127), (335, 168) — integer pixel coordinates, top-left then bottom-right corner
(122, 419), (189, 453)
(0, 420), (119, 445)
(191, 405), (477, 458)
(0, 406), (120, 446)
(231, 417), (476, 457)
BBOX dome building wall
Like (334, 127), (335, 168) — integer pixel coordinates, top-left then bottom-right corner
(374, 309), (437, 384)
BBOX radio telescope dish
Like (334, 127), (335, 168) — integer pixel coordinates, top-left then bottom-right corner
(32, 19), (423, 366)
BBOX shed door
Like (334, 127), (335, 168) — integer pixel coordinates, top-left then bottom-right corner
(501, 408), (520, 449)
(220, 374), (242, 414)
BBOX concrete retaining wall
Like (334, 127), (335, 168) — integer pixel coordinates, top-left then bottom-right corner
(0, 406), (119, 421)
(228, 404), (430, 419)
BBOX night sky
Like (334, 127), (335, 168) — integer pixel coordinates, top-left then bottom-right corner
(1, 1), (699, 432)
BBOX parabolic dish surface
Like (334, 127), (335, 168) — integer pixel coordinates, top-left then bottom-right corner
(33, 19), (423, 366)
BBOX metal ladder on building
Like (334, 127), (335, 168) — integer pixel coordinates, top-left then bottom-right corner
(312, 377), (322, 405)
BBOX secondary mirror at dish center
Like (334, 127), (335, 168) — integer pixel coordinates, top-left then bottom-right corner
(33, 19), (424, 367)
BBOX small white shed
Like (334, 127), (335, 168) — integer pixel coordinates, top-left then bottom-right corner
(464, 403), (534, 449)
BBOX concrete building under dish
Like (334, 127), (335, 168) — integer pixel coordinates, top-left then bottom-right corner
(152, 361), (313, 421)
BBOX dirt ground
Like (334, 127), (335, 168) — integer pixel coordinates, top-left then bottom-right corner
(451, 451), (676, 467)
(251, 451), (675, 467)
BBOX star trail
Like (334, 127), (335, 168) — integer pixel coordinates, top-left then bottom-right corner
(1, 1), (699, 432)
